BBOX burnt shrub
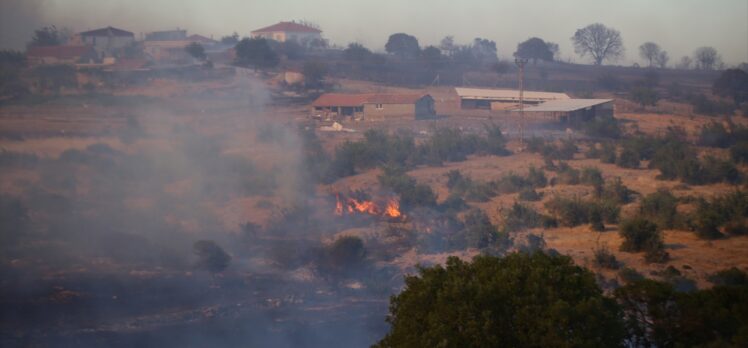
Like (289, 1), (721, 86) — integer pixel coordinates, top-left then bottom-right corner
(618, 217), (669, 263)
(639, 189), (680, 229)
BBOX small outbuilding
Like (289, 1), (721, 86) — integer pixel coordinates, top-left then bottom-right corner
(455, 87), (570, 110)
(515, 99), (614, 124)
(311, 93), (435, 121)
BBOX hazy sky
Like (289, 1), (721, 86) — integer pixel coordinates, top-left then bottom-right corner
(2, 0), (747, 65)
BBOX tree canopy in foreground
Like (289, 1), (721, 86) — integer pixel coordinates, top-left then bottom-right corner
(375, 253), (625, 347)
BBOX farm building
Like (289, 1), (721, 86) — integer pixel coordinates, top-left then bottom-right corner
(77, 26), (135, 58)
(311, 93), (435, 121)
(516, 99), (614, 124)
(251, 21), (323, 45)
(455, 87), (570, 110)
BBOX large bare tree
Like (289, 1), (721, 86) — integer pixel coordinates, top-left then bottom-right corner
(655, 51), (670, 69)
(694, 46), (721, 70)
(571, 23), (624, 65)
(639, 42), (661, 67)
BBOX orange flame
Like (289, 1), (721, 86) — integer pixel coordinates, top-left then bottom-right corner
(334, 193), (403, 219)
(384, 199), (402, 218)
(335, 193), (343, 216)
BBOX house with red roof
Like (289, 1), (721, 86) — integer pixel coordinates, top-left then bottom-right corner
(78, 26), (135, 58)
(311, 93), (435, 121)
(251, 21), (322, 45)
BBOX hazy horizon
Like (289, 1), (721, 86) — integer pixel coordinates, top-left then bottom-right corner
(2, 0), (747, 66)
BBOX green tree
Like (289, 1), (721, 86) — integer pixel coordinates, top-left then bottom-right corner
(515, 37), (554, 63)
(185, 42), (206, 61)
(234, 37), (279, 70)
(29, 26), (62, 47)
(385, 33), (420, 58)
(302, 60), (327, 90)
(343, 42), (371, 62)
(375, 253), (625, 347)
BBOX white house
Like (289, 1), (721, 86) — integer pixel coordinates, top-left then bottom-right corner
(250, 21), (322, 45)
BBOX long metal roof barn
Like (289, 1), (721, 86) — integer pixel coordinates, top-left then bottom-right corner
(455, 87), (570, 102)
(518, 99), (613, 112)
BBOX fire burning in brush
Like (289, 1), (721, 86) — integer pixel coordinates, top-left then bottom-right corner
(335, 193), (403, 219)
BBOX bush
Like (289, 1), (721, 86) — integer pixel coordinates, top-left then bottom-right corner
(544, 195), (619, 227)
(518, 188), (542, 201)
(639, 189), (679, 229)
(698, 122), (732, 148)
(730, 141), (748, 163)
(618, 217), (668, 263)
(600, 142), (617, 163)
(580, 167), (604, 187)
(463, 209), (507, 249)
(193, 240), (231, 274)
(319, 236), (367, 276)
(630, 87), (660, 107)
(616, 147), (640, 169)
(602, 177), (635, 204)
(583, 116), (622, 139)
(689, 93), (735, 116)
(554, 162), (580, 185)
(708, 267), (748, 286)
(379, 165), (437, 210)
(618, 267), (644, 283)
(593, 244), (620, 269)
(501, 202), (546, 233)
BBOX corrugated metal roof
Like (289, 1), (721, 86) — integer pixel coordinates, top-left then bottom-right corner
(455, 87), (570, 101)
(252, 22), (322, 34)
(518, 99), (613, 112)
(312, 93), (429, 107)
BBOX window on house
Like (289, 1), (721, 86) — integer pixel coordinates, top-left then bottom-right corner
(376, 103), (383, 110)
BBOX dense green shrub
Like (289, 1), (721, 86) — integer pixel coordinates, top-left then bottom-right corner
(545, 195), (619, 227)
(553, 162), (580, 185)
(603, 177), (635, 204)
(639, 189), (679, 229)
(689, 93), (735, 116)
(618, 217), (669, 263)
(690, 190), (748, 239)
(708, 267), (748, 286)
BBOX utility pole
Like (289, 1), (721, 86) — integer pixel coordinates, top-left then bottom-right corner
(515, 58), (528, 151)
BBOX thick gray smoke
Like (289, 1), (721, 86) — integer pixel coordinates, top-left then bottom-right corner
(0, 0), (48, 49)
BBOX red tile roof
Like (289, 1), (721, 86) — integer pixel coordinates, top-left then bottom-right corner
(79, 26), (134, 37)
(26, 45), (93, 59)
(312, 93), (429, 107)
(252, 21), (322, 34)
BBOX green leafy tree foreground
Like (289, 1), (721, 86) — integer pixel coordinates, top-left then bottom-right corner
(375, 253), (625, 347)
